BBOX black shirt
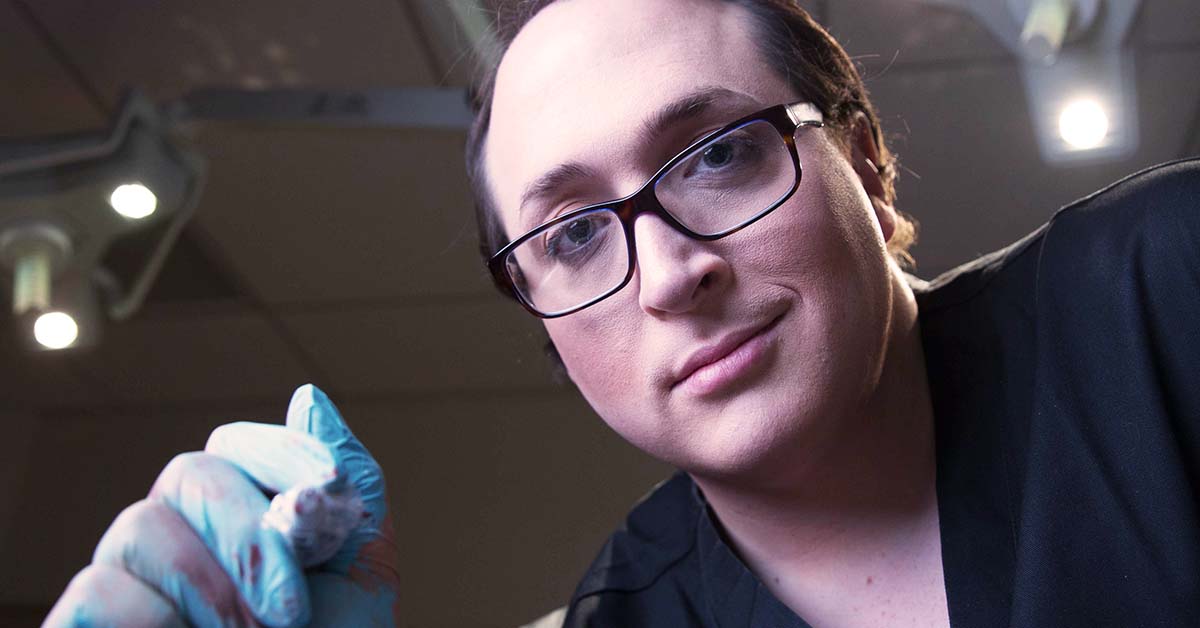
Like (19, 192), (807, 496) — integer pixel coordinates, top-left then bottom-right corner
(562, 158), (1200, 627)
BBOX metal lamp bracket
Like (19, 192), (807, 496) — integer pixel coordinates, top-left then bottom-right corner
(925, 0), (1141, 62)
(0, 90), (206, 326)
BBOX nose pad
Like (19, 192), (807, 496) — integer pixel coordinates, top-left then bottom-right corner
(632, 214), (729, 315)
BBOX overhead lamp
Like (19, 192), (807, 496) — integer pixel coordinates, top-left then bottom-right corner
(1021, 49), (1137, 162)
(0, 90), (205, 351)
(1058, 97), (1109, 149)
(34, 311), (78, 349)
(926, 0), (1141, 164)
(109, 182), (158, 219)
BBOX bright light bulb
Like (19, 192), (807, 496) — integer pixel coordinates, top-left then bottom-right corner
(1058, 99), (1109, 150)
(109, 183), (158, 219)
(34, 311), (79, 349)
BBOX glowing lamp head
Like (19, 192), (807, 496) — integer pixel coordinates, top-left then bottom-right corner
(109, 183), (158, 219)
(34, 311), (79, 349)
(1058, 98), (1110, 150)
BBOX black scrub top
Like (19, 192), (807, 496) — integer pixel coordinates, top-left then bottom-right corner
(562, 158), (1200, 627)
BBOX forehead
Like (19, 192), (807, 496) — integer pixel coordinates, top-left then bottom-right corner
(484, 0), (796, 235)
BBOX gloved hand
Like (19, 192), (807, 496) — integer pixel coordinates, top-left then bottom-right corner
(42, 384), (400, 627)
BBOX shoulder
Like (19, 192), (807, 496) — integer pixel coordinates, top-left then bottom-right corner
(562, 472), (704, 627)
(1040, 157), (1200, 274)
(912, 158), (1200, 482)
(916, 157), (1200, 314)
(1032, 157), (1200, 333)
(1050, 157), (1200, 229)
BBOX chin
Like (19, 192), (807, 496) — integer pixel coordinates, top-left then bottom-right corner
(670, 397), (816, 486)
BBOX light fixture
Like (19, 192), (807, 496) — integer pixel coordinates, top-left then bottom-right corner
(0, 90), (206, 351)
(109, 182), (158, 219)
(927, 0), (1140, 164)
(33, 311), (78, 349)
(1058, 97), (1110, 149)
(1022, 49), (1137, 163)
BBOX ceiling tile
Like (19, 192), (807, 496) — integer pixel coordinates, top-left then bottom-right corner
(28, 0), (438, 105)
(0, 1), (105, 137)
(190, 125), (488, 303)
(866, 48), (1200, 278)
(278, 297), (556, 396)
(71, 306), (313, 404)
(1136, 0), (1200, 46)
(827, 0), (1010, 73)
(0, 326), (113, 409)
(145, 235), (245, 302)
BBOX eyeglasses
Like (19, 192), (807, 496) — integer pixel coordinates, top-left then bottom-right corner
(488, 101), (824, 318)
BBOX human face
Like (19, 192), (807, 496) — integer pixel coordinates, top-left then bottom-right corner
(484, 0), (899, 482)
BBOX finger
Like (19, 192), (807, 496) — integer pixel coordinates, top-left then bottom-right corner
(206, 421), (338, 493)
(42, 564), (186, 628)
(285, 384), (385, 504)
(149, 452), (309, 627)
(89, 500), (258, 628)
(285, 384), (390, 574)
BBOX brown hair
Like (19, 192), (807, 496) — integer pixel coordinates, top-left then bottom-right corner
(465, 0), (917, 276)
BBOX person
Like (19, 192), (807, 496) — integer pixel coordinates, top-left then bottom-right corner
(44, 0), (1199, 627)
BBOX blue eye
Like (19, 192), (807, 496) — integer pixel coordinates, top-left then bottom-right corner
(545, 215), (603, 261)
(683, 132), (764, 181)
(564, 218), (595, 245)
(701, 142), (735, 168)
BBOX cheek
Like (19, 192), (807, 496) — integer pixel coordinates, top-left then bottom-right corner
(745, 151), (894, 366)
(743, 174), (873, 289)
(770, 146), (890, 284)
(544, 308), (636, 401)
(544, 307), (671, 451)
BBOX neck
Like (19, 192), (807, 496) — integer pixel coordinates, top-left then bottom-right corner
(689, 269), (937, 576)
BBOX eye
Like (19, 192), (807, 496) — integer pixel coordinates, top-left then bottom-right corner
(545, 214), (605, 261)
(564, 218), (594, 245)
(681, 132), (763, 181)
(701, 142), (735, 168)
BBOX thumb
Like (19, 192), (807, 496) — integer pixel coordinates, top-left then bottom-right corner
(284, 384), (390, 574)
(286, 384), (355, 450)
(286, 385), (380, 491)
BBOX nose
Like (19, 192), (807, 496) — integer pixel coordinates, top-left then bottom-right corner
(632, 214), (731, 316)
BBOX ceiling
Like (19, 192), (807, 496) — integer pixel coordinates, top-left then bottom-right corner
(1, 0), (1197, 626)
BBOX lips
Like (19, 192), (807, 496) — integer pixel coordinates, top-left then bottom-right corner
(670, 313), (784, 392)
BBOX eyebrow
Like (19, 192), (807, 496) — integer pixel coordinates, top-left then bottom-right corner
(517, 161), (599, 225)
(516, 86), (756, 224)
(636, 86), (746, 149)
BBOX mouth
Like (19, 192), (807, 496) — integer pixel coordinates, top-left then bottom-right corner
(671, 312), (785, 396)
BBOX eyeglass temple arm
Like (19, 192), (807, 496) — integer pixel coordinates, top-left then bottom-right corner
(785, 101), (825, 127)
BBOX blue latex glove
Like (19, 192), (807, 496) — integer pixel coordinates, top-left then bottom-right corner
(45, 384), (400, 627)
(203, 384), (401, 626)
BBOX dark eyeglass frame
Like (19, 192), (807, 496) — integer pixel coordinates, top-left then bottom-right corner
(488, 101), (824, 318)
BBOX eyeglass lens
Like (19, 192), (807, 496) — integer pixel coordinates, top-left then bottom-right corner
(505, 118), (797, 316)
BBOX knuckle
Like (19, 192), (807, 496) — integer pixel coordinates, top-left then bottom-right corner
(62, 564), (109, 599)
(46, 564), (183, 628)
(160, 450), (210, 479)
(116, 497), (169, 527)
(205, 422), (243, 452)
(94, 499), (171, 566)
(51, 565), (124, 625)
(153, 451), (222, 496)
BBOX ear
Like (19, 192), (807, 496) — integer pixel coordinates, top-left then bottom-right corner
(848, 112), (897, 244)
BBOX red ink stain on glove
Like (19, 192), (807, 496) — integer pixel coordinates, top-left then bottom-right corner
(248, 544), (262, 587)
